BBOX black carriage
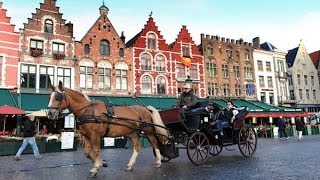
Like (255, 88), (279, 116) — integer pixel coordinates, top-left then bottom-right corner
(158, 101), (258, 165)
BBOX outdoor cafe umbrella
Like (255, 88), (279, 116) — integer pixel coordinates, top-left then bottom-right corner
(0, 105), (25, 132)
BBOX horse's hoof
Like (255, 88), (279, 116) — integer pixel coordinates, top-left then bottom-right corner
(102, 160), (108, 168)
(88, 172), (97, 178)
(154, 164), (161, 168)
(125, 166), (133, 171)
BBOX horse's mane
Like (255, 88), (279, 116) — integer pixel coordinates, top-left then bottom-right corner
(62, 87), (92, 103)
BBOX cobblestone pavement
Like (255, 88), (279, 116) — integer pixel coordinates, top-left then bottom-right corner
(1, 135), (320, 180)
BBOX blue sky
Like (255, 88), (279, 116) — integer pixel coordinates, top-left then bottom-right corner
(2, 0), (320, 52)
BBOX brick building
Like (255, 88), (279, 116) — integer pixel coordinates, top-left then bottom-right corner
(74, 3), (132, 96)
(19, 0), (74, 94)
(200, 34), (256, 99)
(0, 2), (19, 89)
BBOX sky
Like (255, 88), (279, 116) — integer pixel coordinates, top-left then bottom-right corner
(1, 0), (320, 53)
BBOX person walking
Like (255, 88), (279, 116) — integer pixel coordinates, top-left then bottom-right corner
(14, 114), (42, 161)
(295, 117), (304, 141)
(277, 116), (289, 140)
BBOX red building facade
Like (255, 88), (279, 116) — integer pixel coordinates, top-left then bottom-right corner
(0, 2), (19, 89)
(74, 4), (132, 96)
(19, 0), (74, 93)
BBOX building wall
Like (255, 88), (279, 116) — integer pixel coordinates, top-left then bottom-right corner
(200, 34), (256, 99)
(18, 0), (74, 93)
(74, 5), (133, 96)
(0, 2), (19, 89)
(253, 49), (277, 105)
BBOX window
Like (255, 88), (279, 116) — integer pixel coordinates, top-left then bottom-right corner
(226, 47), (232, 58)
(30, 39), (43, 50)
(266, 62), (271, 71)
(288, 77), (293, 85)
(119, 48), (124, 57)
(235, 84), (241, 97)
(57, 68), (71, 88)
(297, 74), (301, 85)
(98, 68), (111, 90)
(0, 56), (3, 85)
(206, 62), (216, 77)
(304, 75), (308, 85)
(115, 69), (128, 90)
(207, 82), (218, 96)
(140, 53), (152, 70)
(190, 65), (198, 80)
(222, 64), (229, 78)
(244, 66), (252, 79)
(39, 66), (54, 89)
(207, 46), (213, 56)
(311, 76), (314, 86)
(176, 63), (186, 79)
(289, 90), (295, 100)
(299, 89), (302, 99)
(44, 19), (53, 33)
(260, 92), (266, 102)
(141, 75), (152, 94)
(259, 76), (264, 87)
(155, 54), (165, 71)
(278, 60), (284, 72)
(156, 77), (166, 94)
(267, 76), (273, 87)
(147, 33), (156, 49)
(313, 90), (316, 100)
(53, 42), (65, 53)
(223, 83), (230, 96)
(306, 89), (310, 99)
(233, 65), (240, 78)
(244, 49), (250, 60)
(20, 64), (36, 88)
(257, 61), (263, 71)
(182, 44), (190, 57)
(80, 66), (93, 89)
(100, 40), (110, 56)
(84, 44), (90, 54)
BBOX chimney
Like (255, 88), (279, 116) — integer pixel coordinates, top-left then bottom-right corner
(252, 37), (260, 48)
(120, 31), (125, 44)
(65, 21), (73, 37)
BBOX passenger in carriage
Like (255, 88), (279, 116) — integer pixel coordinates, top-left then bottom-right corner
(215, 101), (239, 136)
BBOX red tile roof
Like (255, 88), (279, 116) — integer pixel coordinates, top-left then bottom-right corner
(310, 50), (320, 68)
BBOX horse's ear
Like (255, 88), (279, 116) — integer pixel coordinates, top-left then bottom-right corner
(49, 81), (55, 91)
(58, 81), (64, 91)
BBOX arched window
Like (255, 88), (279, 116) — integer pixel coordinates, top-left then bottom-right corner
(84, 44), (90, 54)
(100, 40), (110, 56)
(147, 33), (157, 49)
(140, 53), (152, 70)
(155, 54), (165, 71)
(141, 75), (152, 94)
(44, 19), (53, 33)
(157, 77), (166, 95)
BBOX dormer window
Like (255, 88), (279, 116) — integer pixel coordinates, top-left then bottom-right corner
(147, 33), (157, 49)
(44, 19), (53, 33)
(182, 44), (191, 57)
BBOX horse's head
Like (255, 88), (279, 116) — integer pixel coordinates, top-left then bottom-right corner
(47, 81), (68, 120)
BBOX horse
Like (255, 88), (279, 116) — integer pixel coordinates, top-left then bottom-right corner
(47, 81), (169, 177)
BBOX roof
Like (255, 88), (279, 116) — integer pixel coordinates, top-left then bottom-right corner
(0, 105), (25, 115)
(309, 50), (320, 68)
(125, 30), (142, 47)
(286, 47), (298, 67)
(260, 42), (278, 51)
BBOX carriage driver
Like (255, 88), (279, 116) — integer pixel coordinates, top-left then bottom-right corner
(177, 83), (197, 109)
(216, 101), (239, 136)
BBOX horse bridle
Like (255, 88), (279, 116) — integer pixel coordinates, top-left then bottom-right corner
(47, 91), (69, 118)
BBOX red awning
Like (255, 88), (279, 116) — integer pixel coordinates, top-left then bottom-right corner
(246, 112), (314, 118)
(0, 105), (25, 115)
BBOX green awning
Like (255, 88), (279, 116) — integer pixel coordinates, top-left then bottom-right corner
(249, 100), (280, 111)
(231, 99), (264, 112)
(20, 93), (49, 111)
(0, 89), (17, 107)
(107, 96), (140, 106)
(136, 97), (177, 110)
(211, 99), (227, 108)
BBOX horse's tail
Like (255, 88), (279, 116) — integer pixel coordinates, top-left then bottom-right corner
(146, 105), (169, 144)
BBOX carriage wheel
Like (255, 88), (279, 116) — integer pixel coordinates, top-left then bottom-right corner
(152, 148), (171, 163)
(209, 134), (223, 156)
(238, 124), (257, 157)
(187, 132), (210, 165)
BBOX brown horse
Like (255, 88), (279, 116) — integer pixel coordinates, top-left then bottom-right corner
(47, 81), (169, 177)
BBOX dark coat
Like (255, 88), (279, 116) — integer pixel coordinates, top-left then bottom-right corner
(23, 119), (36, 138)
(277, 118), (286, 130)
(295, 119), (304, 131)
(177, 91), (197, 108)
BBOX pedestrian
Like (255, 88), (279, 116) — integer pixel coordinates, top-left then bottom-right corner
(14, 114), (42, 161)
(295, 117), (304, 141)
(277, 116), (289, 140)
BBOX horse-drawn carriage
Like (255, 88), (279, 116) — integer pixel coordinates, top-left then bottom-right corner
(158, 101), (258, 165)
